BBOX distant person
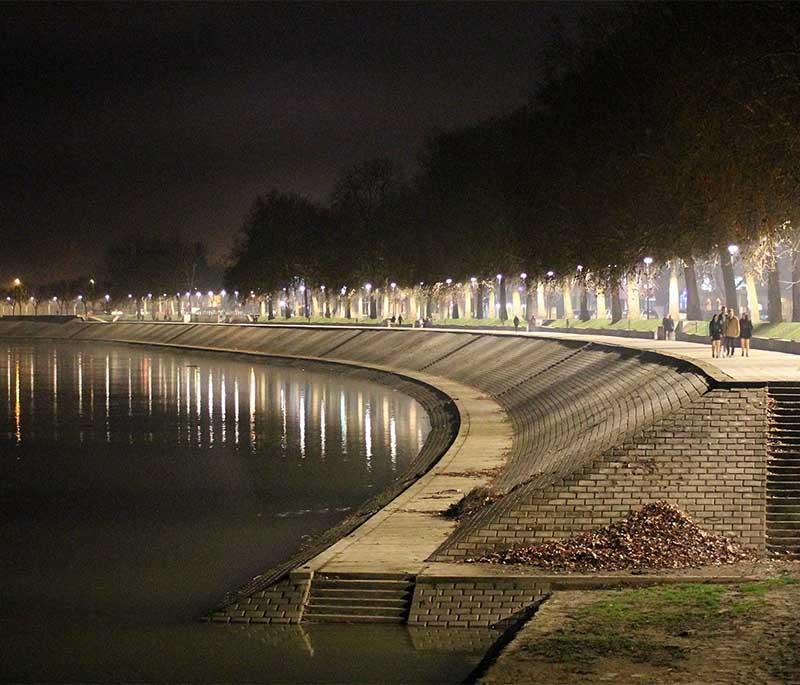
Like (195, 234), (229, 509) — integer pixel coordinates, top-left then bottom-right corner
(739, 312), (753, 357)
(709, 313), (723, 358)
(390, 315), (396, 326)
(397, 315), (403, 326)
(662, 313), (675, 341)
(513, 315), (520, 331)
(724, 308), (740, 357)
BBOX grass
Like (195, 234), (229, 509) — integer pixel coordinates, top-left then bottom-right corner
(525, 580), (793, 669)
(753, 321), (800, 340)
(435, 317), (515, 327)
(546, 318), (660, 331)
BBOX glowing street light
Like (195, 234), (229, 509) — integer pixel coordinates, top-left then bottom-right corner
(445, 278), (452, 285)
(727, 244), (739, 256)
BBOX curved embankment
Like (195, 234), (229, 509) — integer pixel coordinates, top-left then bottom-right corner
(0, 320), (770, 627)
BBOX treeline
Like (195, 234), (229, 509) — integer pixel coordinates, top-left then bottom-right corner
(224, 3), (799, 321)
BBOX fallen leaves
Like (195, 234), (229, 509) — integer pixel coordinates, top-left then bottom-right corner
(472, 501), (756, 571)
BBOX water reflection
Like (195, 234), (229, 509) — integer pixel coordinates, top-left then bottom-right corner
(0, 342), (429, 476)
(2, 340), (437, 683)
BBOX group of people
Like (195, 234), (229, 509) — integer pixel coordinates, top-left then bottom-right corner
(709, 306), (753, 358)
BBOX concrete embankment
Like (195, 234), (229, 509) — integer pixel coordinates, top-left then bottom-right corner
(0, 320), (781, 629)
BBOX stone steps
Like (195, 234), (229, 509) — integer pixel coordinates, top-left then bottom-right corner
(303, 573), (415, 624)
(766, 385), (800, 556)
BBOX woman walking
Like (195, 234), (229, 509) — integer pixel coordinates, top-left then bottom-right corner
(709, 313), (723, 358)
(740, 312), (753, 357)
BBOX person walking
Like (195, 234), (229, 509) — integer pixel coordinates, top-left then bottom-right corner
(662, 313), (675, 341)
(709, 313), (723, 358)
(513, 315), (520, 331)
(739, 312), (753, 357)
(724, 308), (740, 357)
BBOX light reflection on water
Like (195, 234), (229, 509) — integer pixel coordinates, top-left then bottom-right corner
(0, 341), (485, 684)
(0, 343), (427, 462)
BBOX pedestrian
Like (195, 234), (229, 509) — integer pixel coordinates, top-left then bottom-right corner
(513, 315), (520, 331)
(662, 313), (675, 341)
(709, 313), (722, 358)
(397, 314), (403, 326)
(724, 308), (740, 357)
(390, 314), (396, 326)
(739, 311), (753, 357)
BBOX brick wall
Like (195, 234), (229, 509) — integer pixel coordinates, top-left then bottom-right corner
(210, 571), (310, 624)
(439, 387), (768, 559)
(408, 577), (550, 628)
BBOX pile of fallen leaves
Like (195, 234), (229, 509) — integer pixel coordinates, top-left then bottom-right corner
(443, 486), (501, 520)
(473, 501), (756, 571)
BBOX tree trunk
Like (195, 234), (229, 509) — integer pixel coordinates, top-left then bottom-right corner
(683, 256), (703, 321)
(718, 247), (738, 314)
(369, 293), (377, 319)
(768, 264), (783, 323)
(610, 284), (623, 323)
(425, 292), (433, 319)
(579, 286), (590, 321)
(793, 248), (800, 322)
(452, 298), (459, 319)
(562, 280), (574, 321)
(345, 297), (351, 320)
(476, 284), (485, 319)
(498, 279), (508, 321)
(267, 296), (274, 320)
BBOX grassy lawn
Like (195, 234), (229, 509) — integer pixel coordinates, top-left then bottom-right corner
(546, 318), (660, 332)
(491, 577), (800, 684)
(753, 321), (800, 340)
(435, 317), (515, 327)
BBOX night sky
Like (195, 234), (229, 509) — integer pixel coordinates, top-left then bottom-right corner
(2, 2), (579, 283)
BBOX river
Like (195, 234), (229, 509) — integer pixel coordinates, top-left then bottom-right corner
(0, 341), (485, 683)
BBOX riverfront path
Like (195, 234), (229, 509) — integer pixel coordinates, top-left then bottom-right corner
(515, 329), (800, 383)
(303, 326), (800, 580)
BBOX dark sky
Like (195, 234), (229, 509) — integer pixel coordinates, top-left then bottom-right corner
(1, 2), (579, 284)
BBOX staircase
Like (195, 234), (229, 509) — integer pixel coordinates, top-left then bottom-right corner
(303, 572), (415, 624)
(767, 386), (800, 559)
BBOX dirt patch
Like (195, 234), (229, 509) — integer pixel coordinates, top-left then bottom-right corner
(479, 575), (800, 684)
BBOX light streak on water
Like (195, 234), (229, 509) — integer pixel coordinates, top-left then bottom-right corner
(299, 390), (306, 458)
(234, 377), (240, 445)
(105, 354), (110, 442)
(320, 398), (326, 459)
(249, 368), (256, 448)
(220, 373), (226, 444)
(364, 400), (372, 471)
(340, 391), (347, 456)
(390, 415), (397, 471)
(208, 370), (214, 445)
(77, 352), (83, 417)
(14, 359), (21, 444)
(280, 385), (287, 451)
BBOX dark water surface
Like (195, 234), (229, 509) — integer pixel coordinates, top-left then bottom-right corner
(0, 342), (484, 683)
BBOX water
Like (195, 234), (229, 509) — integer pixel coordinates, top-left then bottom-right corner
(0, 341), (485, 683)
